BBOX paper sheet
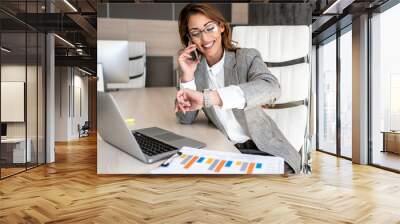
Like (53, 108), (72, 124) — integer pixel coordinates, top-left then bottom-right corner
(150, 147), (284, 174)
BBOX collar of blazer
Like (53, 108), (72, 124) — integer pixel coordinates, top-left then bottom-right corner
(195, 49), (238, 91)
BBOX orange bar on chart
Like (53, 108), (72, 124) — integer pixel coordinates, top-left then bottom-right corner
(247, 163), (255, 174)
(184, 156), (198, 169)
(214, 160), (226, 172)
(206, 158), (213, 164)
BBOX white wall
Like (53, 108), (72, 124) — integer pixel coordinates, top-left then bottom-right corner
(71, 74), (89, 138)
(97, 18), (180, 72)
(98, 18), (180, 57)
(55, 66), (70, 141)
(1, 64), (46, 164)
(1, 66), (26, 142)
(1, 65), (38, 138)
(1, 82), (24, 123)
(54, 67), (89, 141)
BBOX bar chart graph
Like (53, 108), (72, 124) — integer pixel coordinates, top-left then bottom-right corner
(151, 147), (285, 174)
(180, 153), (264, 174)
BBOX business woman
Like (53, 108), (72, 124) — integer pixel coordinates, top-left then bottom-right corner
(175, 3), (301, 173)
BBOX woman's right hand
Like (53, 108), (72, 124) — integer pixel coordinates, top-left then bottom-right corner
(178, 44), (200, 82)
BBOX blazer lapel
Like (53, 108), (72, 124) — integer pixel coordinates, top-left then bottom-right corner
(224, 50), (237, 87)
(224, 50), (251, 136)
(194, 56), (209, 91)
(195, 50), (250, 140)
(196, 50), (237, 89)
(194, 55), (226, 135)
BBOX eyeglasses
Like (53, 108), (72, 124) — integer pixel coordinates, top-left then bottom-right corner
(188, 22), (219, 40)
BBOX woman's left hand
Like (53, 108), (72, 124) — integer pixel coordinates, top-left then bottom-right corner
(175, 89), (204, 113)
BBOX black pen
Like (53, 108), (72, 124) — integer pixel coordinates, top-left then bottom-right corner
(160, 151), (182, 167)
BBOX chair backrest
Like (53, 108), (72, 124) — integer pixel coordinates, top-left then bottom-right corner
(128, 41), (146, 86)
(83, 121), (90, 129)
(232, 26), (311, 154)
(107, 41), (147, 90)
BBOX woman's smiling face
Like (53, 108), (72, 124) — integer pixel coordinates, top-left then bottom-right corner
(187, 13), (225, 60)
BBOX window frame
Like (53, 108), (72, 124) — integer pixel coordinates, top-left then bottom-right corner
(316, 24), (353, 161)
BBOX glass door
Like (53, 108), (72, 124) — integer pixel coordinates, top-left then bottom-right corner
(339, 27), (352, 158)
(1, 24), (28, 178)
(0, 1), (47, 179)
(317, 36), (337, 155)
(370, 3), (400, 171)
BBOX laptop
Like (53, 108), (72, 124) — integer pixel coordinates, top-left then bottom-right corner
(97, 92), (206, 164)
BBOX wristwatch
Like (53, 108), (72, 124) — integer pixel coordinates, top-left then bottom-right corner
(202, 89), (213, 108)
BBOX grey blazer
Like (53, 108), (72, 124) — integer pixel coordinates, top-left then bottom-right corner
(176, 48), (301, 173)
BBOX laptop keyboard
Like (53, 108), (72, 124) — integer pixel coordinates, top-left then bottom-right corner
(133, 132), (178, 156)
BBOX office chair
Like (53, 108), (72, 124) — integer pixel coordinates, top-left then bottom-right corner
(107, 41), (147, 90)
(79, 121), (90, 138)
(232, 26), (312, 174)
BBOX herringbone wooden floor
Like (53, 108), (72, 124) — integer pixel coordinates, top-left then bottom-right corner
(1, 135), (400, 224)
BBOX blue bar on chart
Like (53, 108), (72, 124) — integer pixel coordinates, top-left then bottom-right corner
(256, 163), (262, 169)
(240, 162), (249, 172)
(197, 157), (205, 163)
(225, 161), (233, 167)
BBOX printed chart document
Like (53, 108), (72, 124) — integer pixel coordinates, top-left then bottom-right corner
(151, 147), (285, 174)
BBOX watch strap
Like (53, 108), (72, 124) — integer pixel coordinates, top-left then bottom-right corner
(203, 89), (213, 108)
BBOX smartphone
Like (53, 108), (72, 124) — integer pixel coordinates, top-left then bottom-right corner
(187, 39), (199, 61)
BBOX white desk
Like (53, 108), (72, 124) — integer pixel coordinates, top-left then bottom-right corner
(97, 87), (238, 174)
(1, 138), (32, 163)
